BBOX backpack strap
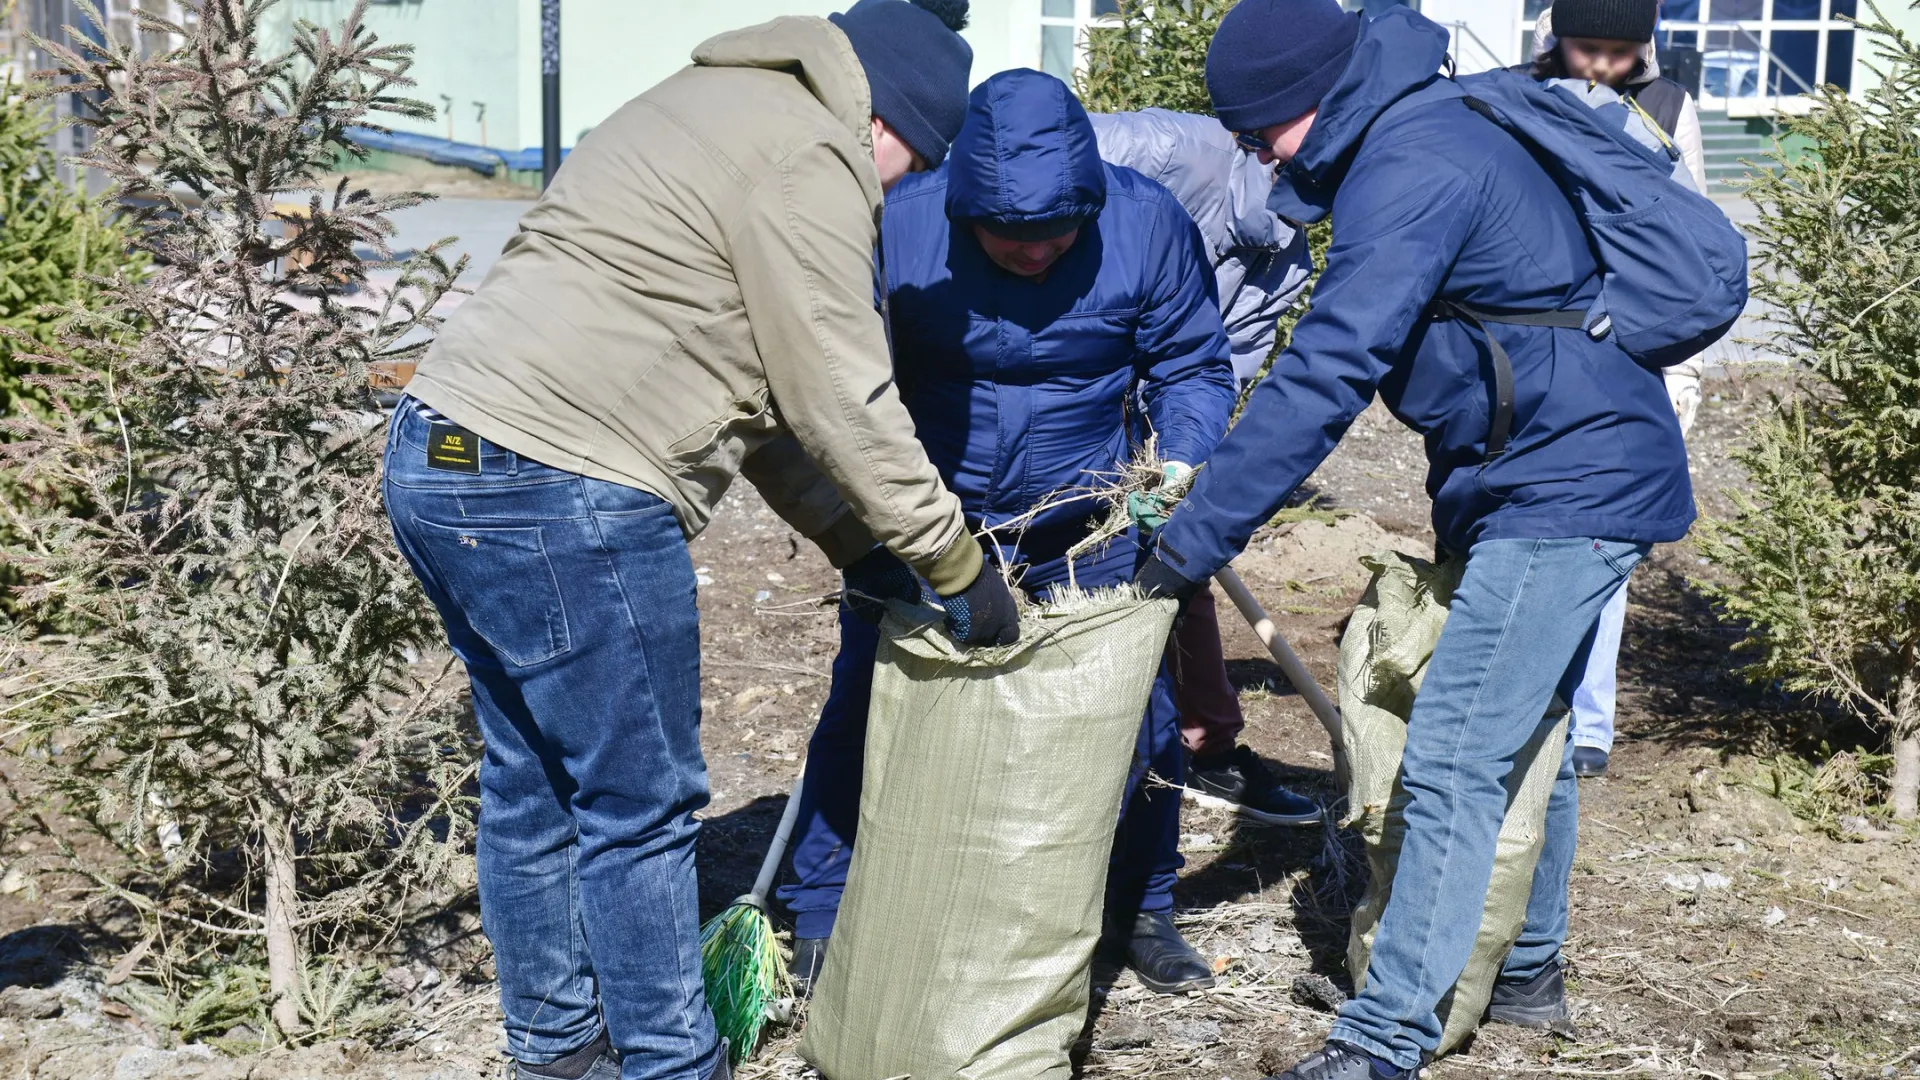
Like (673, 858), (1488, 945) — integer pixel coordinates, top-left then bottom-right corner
(1431, 300), (1587, 461)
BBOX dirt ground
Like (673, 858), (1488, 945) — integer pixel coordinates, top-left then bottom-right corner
(0, 366), (1914, 1079)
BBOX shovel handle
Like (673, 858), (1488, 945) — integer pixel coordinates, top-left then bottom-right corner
(746, 764), (806, 906)
(1213, 567), (1344, 756)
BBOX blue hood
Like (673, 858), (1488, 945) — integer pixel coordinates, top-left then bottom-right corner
(1268, 7), (1452, 223)
(945, 69), (1108, 228)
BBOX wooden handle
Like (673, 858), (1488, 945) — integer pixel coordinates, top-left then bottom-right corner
(1214, 566), (1344, 757)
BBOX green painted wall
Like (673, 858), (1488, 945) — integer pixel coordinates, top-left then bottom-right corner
(264, 0), (1043, 154)
(265, 0), (525, 147)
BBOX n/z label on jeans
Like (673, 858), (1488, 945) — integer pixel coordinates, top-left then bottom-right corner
(426, 424), (482, 474)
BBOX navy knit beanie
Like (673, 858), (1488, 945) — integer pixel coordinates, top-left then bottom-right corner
(1206, 0), (1361, 134)
(831, 0), (974, 167)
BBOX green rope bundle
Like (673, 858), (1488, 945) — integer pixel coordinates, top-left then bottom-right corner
(700, 899), (788, 1062)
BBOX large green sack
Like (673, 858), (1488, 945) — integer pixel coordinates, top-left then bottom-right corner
(802, 592), (1177, 1080)
(1337, 552), (1569, 1054)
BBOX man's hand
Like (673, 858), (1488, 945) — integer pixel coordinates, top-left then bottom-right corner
(841, 545), (925, 624)
(1126, 461), (1194, 535)
(938, 562), (1021, 647)
(1133, 550), (1203, 605)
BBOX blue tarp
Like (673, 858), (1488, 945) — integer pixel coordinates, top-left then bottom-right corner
(344, 127), (572, 177)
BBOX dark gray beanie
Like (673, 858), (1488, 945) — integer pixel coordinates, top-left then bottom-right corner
(1550, 0), (1659, 43)
(830, 0), (974, 166)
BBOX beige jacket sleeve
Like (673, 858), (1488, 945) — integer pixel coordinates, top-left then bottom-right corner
(740, 435), (885, 569)
(728, 140), (982, 595)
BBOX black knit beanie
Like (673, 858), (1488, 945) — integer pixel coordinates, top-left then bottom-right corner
(830, 0), (974, 167)
(1550, 0), (1658, 43)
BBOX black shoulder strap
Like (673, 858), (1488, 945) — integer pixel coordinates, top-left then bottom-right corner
(1626, 78), (1686, 139)
(1432, 300), (1587, 461)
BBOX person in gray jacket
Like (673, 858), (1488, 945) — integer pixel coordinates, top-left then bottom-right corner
(1089, 108), (1324, 827)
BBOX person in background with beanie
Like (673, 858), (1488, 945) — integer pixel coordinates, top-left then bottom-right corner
(1522, 0), (1710, 780)
(1087, 107), (1324, 828)
(382, 3), (1013, 1079)
(780, 68), (1238, 1000)
(1134, 1), (1694, 1076)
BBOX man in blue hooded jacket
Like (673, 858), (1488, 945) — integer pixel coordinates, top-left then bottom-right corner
(1133, 2), (1695, 1077)
(779, 68), (1239, 997)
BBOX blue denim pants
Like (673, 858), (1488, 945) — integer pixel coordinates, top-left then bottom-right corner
(1570, 578), (1631, 754)
(382, 404), (719, 1080)
(1330, 537), (1647, 1070)
(778, 535), (1185, 939)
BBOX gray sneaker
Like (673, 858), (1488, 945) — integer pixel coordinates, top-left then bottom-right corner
(1271, 1041), (1418, 1079)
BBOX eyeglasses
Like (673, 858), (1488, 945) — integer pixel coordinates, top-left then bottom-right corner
(1233, 130), (1273, 154)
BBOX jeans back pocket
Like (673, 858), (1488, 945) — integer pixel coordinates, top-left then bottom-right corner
(411, 518), (572, 667)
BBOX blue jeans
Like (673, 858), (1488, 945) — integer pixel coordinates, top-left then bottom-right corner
(1330, 537), (1647, 1070)
(778, 535), (1185, 939)
(1570, 578), (1631, 754)
(382, 404), (719, 1080)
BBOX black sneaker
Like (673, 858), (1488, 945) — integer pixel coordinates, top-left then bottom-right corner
(1572, 746), (1610, 778)
(1487, 962), (1576, 1035)
(1271, 1040), (1418, 1080)
(1119, 910), (1215, 995)
(792, 935), (828, 999)
(1187, 745), (1323, 826)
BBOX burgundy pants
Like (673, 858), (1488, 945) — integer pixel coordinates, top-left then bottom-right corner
(1168, 584), (1245, 756)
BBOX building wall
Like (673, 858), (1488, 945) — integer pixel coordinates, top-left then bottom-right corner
(263, 0), (1040, 156)
(265, 0), (524, 147)
(260, 0), (1920, 153)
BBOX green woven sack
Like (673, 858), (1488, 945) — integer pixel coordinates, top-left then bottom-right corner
(1337, 552), (1569, 1054)
(802, 591), (1177, 1080)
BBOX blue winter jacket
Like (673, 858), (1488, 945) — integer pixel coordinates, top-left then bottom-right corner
(882, 70), (1237, 549)
(1156, 8), (1695, 582)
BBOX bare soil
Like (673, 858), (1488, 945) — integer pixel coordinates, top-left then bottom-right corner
(4, 367), (1915, 1079)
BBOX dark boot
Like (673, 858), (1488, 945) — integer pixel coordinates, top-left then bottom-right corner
(1269, 1041), (1417, 1080)
(1123, 910), (1215, 995)
(515, 1031), (620, 1080)
(1488, 961), (1576, 1035)
(1572, 746), (1610, 778)
(792, 935), (829, 999)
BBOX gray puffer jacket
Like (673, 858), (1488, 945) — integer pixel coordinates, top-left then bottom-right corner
(1090, 108), (1314, 384)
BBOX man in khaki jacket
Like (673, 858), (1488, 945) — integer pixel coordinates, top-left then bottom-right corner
(381, 3), (1014, 1078)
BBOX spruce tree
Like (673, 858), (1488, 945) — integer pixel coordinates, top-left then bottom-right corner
(0, 0), (474, 1036)
(1697, 1), (1920, 819)
(1077, 0), (1238, 115)
(0, 85), (141, 418)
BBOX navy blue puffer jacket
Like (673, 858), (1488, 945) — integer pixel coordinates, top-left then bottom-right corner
(1157, 8), (1694, 582)
(882, 70), (1237, 548)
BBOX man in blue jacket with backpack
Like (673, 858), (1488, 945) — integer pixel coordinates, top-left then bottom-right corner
(1136, 1), (1738, 1076)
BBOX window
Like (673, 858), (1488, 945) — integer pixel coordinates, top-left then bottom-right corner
(1038, 0), (1121, 82)
(1659, 0), (1859, 101)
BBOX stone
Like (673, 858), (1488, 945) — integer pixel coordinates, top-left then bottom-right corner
(1093, 1014), (1156, 1051)
(1162, 1018), (1222, 1047)
(0, 985), (62, 1020)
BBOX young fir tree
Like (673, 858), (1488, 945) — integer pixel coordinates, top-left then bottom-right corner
(0, 85), (141, 418)
(1697, 1), (1920, 820)
(1077, 0), (1238, 115)
(0, 0), (473, 1036)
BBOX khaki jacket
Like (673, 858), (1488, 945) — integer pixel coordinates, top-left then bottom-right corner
(405, 17), (980, 593)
